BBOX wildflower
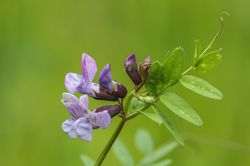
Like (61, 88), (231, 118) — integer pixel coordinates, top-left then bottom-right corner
(61, 93), (120, 141)
(65, 53), (127, 100)
(124, 54), (142, 86)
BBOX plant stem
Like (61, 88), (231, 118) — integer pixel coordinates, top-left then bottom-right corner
(94, 118), (126, 166)
(199, 17), (224, 58)
(181, 66), (193, 76)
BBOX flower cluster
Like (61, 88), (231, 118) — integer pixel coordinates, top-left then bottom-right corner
(61, 53), (151, 141)
(61, 54), (127, 141)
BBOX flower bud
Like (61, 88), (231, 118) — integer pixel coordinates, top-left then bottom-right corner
(92, 82), (127, 101)
(112, 82), (127, 99)
(95, 105), (122, 118)
(93, 88), (118, 101)
(139, 56), (151, 80)
(124, 54), (142, 86)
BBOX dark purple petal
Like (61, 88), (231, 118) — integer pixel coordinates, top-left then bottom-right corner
(124, 54), (142, 86)
(62, 93), (86, 119)
(62, 118), (78, 139)
(89, 111), (111, 128)
(95, 105), (122, 118)
(81, 53), (97, 87)
(65, 73), (82, 94)
(99, 64), (112, 91)
(75, 117), (93, 141)
(92, 85), (118, 101)
(115, 83), (127, 98)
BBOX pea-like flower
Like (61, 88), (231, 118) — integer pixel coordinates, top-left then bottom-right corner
(61, 93), (115, 141)
(124, 54), (142, 86)
(65, 53), (127, 100)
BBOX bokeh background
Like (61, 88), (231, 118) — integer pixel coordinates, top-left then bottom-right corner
(1, 0), (250, 165)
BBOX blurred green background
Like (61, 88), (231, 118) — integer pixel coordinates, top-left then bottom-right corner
(1, 0), (250, 165)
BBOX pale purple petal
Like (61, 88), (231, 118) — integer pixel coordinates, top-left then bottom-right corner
(65, 73), (83, 94)
(62, 93), (85, 119)
(77, 82), (93, 95)
(99, 64), (112, 91)
(62, 118), (78, 139)
(89, 111), (111, 128)
(79, 95), (89, 114)
(81, 53), (97, 86)
(75, 117), (93, 141)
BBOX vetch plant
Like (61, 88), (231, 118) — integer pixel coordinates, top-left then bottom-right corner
(61, 17), (226, 166)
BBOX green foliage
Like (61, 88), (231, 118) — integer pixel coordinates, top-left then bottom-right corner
(180, 75), (223, 100)
(150, 159), (172, 166)
(138, 111), (163, 125)
(80, 155), (94, 166)
(162, 47), (184, 86)
(152, 104), (184, 146)
(134, 129), (154, 154)
(160, 92), (203, 126)
(139, 141), (177, 166)
(145, 48), (184, 96)
(112, 129), (177, 166)
(194, 40), (202, 64)
(113, 139), (134, 166)
(145, 61), (165, 96)
(128, 96), (145, 113)
(195, 49), (222, 73)
(133, 41), (223, 148)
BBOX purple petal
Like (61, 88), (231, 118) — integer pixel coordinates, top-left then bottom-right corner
(99, 64), (112, 91)
(79, 95), (89, 114)
(124, 54), (136, 68)
(65, 73), (82, 94)
(75, 117), (93, 141)
(81, 53), (97, 86)
(62, 118), (78, 139)
(62, 93), (85, 118)
(77, 83), (93, 95)
(95, 105), (122, 118)
(89, 111), (111, 128)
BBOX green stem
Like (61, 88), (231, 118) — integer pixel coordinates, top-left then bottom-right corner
(181, 66), (193, 76)
(94, 118), (126, 166)
(124, 90), (135, 112)
(199, 17), (224, 58)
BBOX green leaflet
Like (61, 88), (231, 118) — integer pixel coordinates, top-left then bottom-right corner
(112, 139), (134, 166)
(134, 129), (154, 155)
(139, 141), (178, 165)
(163, 47), (184, 87)
(145, 61), (165, 96)
(145, 47), (184, 96)
(139, 111), (163, 125)
(152, 104), (184, 146)
(195, 49), (222, 73)
(180, 75), (223, 100)
(160, 92), (203, 126)
(194, 40), (202, 64)
(80, 155), (94, 166)
(151, 159), (172, 166)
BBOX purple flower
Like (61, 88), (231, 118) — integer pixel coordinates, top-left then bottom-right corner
(124, 54), (142, 86)
(61, 92), (111, 141)
(65, 53), (127, 100)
